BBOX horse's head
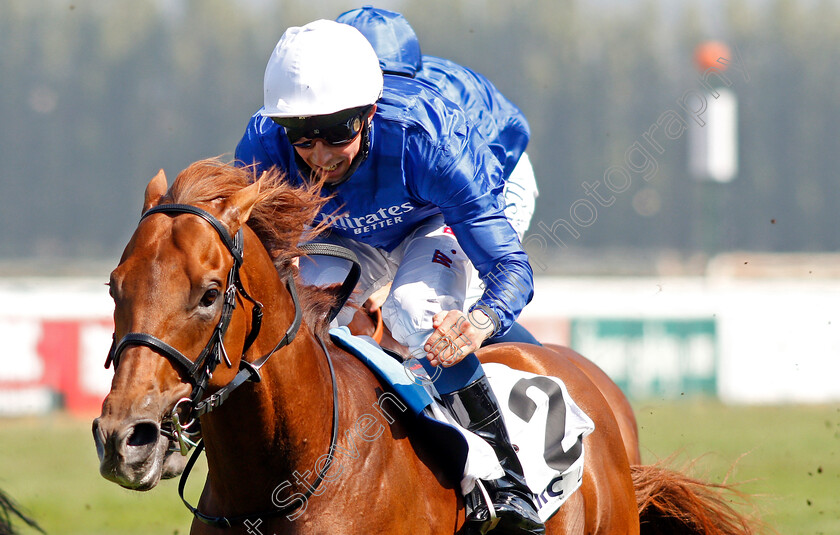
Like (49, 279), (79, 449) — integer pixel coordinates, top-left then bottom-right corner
(93, 166), (261, 490)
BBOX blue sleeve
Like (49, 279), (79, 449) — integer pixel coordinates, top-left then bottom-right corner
(234, 111), (303, 180)
(418, 57), (531, 178)
(235, 115), (274, 174)
(486, 81), (531, 178)
(406, 100), (534, 336)
(460, 67), (530, 178)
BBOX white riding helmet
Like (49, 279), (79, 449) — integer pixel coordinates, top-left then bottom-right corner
(263, 20), (384, 119)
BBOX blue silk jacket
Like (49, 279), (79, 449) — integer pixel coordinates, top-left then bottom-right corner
(235, 75), (533, 336)
(413, 55), (530, 179)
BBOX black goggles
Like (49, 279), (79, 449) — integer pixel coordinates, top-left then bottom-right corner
(271, 106), (371, 148)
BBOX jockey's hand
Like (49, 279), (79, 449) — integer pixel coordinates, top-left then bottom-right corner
(364, 282), (392, 313)
(424, 309), (495, 367)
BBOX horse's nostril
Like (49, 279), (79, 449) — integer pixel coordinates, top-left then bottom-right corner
(127, 422), (159, 447)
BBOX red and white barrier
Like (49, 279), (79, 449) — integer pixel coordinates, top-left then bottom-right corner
(0, 278), (114, 415)
(3, 270), (840, 412)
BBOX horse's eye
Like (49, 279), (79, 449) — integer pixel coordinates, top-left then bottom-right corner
(200, 289), (220, 308)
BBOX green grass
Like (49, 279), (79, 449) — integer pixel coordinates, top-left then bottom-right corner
(0, 402), (837, 534)
(635, 401), (840, 535)
(0, 414), (204, 535)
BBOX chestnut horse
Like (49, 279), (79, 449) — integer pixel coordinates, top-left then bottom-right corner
(93, 159), (755, 534)
(349, 309), (643, 466)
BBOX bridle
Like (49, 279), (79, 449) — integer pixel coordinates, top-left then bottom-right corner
(104, 203), (358, 528)
(105, 204), (284, 420)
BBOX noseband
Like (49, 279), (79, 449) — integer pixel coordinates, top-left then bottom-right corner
(104, 202), (364, 528)
(105, 203), (299, 408)
(105, 203), (304, 457)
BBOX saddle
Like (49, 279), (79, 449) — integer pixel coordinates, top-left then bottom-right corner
(333, 319), (595, 523)
(308, 245), (594, 523)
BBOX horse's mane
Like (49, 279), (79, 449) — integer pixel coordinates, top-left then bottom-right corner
(162, 158), (326, 261)
(160, 158), (338, 335)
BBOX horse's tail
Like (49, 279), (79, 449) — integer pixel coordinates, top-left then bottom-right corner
(631, 464), (758, 535)
(0, 488), (44, 535)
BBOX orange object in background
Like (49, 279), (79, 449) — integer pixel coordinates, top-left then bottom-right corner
(694, 40), (731, 71)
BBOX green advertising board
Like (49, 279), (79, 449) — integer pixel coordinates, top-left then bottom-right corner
(569, 318), (717, 399)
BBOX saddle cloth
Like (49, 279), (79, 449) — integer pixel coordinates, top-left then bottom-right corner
(329, 327), (595, 521)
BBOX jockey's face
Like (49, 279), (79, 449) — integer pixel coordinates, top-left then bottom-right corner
(291, 105), (375, 185)
(294, 133), (362, 185)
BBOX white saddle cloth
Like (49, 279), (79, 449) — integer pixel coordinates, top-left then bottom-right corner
(424, 363), (595, 522)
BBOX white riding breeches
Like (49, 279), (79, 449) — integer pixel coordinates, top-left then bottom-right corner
(300, 215), (473, 358)
(299, 152), (538, 356)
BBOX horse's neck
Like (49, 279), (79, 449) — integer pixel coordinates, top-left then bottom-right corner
(201, 333), (334, 490)
(198, 238), (338, 507)
(196, 240), (461, 529)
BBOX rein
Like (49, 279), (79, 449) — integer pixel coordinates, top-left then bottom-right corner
(179, 333), (339, 528)
(104, 203), (353, 528)
(105, 204), (268, 410)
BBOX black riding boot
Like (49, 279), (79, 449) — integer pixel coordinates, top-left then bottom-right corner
(442, 376), (546, 535)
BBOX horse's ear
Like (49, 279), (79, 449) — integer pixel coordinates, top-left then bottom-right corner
(143, 169), (167, 213)
(221, 180), (261, 233)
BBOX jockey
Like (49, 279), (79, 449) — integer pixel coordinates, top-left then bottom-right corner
(336, 7), (540, 330)
(336, 6), (538, 241)
(235, 20), (544, 535)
